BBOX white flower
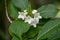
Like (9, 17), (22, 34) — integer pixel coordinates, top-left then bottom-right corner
(23, 10), (28, 15)
(32, 10), (37, 14)
(34, 13), (42, 19)
(31, 10), (42, 27)
(30, 18), (39, 28)
(18, 12), (27, 20)
(24, 16), (38, 28)
(34, 18), (39, 24)
(24, 10), (27, 13)
(24, 16), (33, 24)
(32, 10), (42, 19)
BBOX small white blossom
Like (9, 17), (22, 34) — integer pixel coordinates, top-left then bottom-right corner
(24, 10), (27, 12)
(34, 18), (39, 24)
(32, 10), (42, 19)
(30, 18), (39, 28)
(31, 10), (42, 27)
(24, 16), (33, 24)
(18, 12), (27, 20)
(23, 10), (28, 15)
(34, 13), (42, 19)
(32, 10), (37, 14)
(25, 17), (38, 28)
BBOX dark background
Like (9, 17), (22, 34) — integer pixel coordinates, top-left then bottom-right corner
(0, 0), (10, 40)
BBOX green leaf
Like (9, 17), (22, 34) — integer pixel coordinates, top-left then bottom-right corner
(37, 4), (58, 18)
(9, 20), (30, 38)
(8, 3), (18, 19)
(55, 11), (60, 18)
(48, 28), (60, 40)
(39, 25), (60, 40)
(26, 26), (42, 38)
(12, 36), (19, 40)
(12, 0), (28, 11)
(22, 36), (28, 40)
(37, 18), (60, 40)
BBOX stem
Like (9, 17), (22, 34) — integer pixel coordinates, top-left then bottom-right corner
(5, 0), (12, 40)
(5, 0), (12, 23)
(27, 3), (33, 17)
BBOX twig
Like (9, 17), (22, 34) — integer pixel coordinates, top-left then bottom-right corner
(5, 0), (12, 23)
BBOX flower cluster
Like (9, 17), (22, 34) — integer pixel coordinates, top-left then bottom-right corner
(18, 10), (42, 28)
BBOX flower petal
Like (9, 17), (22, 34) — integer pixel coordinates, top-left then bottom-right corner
(32, 10), (37, 14)
(24, 16), (33, 24)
